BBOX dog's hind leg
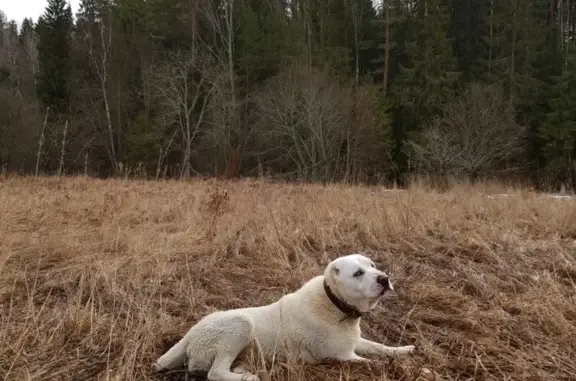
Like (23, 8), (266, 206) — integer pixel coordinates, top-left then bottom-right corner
(154, 336), (188, 371)
(203, 315), (259, 381)
(230, 364), (259, 381)
(208, 353), (259, 381)
(232, 364), (257, 377)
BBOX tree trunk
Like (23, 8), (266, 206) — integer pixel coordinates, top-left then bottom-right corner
(488, 0), (494, 74)
(383, 1), (390, 97)
(352, 0), (360, 84)
(509, 0), (518, 101)
(181, 144), (191, 179)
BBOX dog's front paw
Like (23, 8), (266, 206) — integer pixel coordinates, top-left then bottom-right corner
(334, 352), (371, 363)
(152, 362), (164, 372)
(233, 365), (260, 381)
(241, 375), (260, 381)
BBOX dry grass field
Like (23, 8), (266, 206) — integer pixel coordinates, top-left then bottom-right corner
(1, 176), (575, 381)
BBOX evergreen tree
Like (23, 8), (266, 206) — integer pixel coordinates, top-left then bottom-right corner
(345, 0), (379, 81)
(77, 0), (98, 22)
(6, 20), (18, 41)
(388, 0), (460, 175)
(0, 11), (11, 84)
(235, 0), (290, 84)
(449, 0), (491, 83)
(285, 0), (345, 73)
(391, 0), (460, 123)
(19, 18), (35, 42)
(142, 0), (192, 50)
(521, 0), (564, 172)
(368, 1), (414, 94)
(484, 0), (536, 103)
(316, 0), (350, 75)
(539, 54), (576, 187)
(36, 0), (73, 114)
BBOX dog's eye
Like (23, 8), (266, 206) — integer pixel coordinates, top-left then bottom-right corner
(353, 269), (364, 277)
(370, 262), (375, 268)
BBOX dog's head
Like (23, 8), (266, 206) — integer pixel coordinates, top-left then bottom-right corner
(324, 253), (393, 313)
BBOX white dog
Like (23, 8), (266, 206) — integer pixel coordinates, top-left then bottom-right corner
(154, 253), (416, 381)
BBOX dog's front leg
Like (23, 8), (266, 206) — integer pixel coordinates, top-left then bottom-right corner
(354, 338), (415, 358)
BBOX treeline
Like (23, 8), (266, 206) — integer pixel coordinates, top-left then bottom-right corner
(0, 0), (575, 189)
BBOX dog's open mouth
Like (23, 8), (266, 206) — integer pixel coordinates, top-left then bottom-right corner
(379, 282), (393, 296)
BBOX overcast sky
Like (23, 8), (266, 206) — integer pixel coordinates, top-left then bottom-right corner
(1, 0), (80, 25)
(1, 0), (383, 27)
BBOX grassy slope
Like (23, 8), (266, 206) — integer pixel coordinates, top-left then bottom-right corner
(1, 177), (575, 381)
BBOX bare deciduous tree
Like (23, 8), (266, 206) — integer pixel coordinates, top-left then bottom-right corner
(252, 65), (389, 182)
(20, 23), (39, 93)
(0, 16), (42, 172)
(76, 5), (118, 172)
(408, 83), (526, 180)
(203, 0), (237, 107)
(254, 66), (349, 181)
(199, 0), (245, 177)
(146, 50), (215, 179)
(342, 84), (393, 182)
(201, 65), (246, 177)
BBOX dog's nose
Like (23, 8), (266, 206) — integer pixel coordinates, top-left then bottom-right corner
(377, 275), (390, 289)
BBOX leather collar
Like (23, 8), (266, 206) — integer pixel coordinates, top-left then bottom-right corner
(323, 280), (363, 321)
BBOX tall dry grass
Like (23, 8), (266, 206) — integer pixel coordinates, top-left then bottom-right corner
(0, 176), (575, 381)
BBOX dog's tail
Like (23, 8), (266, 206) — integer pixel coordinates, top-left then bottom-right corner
(154, 336), (188, 371)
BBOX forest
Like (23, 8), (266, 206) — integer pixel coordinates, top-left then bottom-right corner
(0, 0), (575, 189)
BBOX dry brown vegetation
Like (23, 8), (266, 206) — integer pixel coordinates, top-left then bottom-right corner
(1, 176), (575, 381)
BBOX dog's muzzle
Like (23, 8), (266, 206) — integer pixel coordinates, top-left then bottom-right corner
(377, 275), (393, 294)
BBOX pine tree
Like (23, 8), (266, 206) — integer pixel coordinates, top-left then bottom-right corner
(77, 0), (97, 22)
(284, 0), (346, 74)
(0, 18), (21, 89)
(19, 18), (35, 42)
(539, 54), (576, 187)
(235, 0), (290, 84)
(316, 0), (350, 75)
(521, 0), (564, 172)
(388, 0), (460, 175)
(484, 0), (536, 103)
(368, 0), (412, 94)
(6, 20), (18, 41)
(345, 0), (379, 81)
(391, 0), (460, 123)
(36, 0), (73, 114)
(449, 0), (491, 83)
(0, 11), (11, 84)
